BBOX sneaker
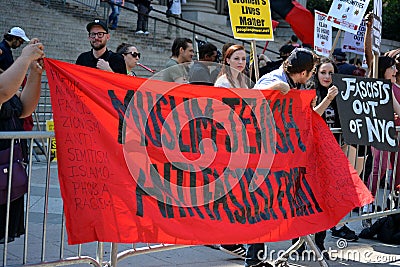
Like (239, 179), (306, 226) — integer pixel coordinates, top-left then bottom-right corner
(246, 261), (273, 267)
(144, 31), (150, 35)
(331, 225), (358, 241)
(219, 244), (247, 259)
(135, 30), (144, 34)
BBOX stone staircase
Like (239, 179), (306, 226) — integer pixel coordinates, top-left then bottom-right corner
(2, 0), (293, 72)
(0, 0), (295, 129)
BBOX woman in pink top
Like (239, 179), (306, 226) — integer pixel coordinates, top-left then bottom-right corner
(367, 56), (400, 200)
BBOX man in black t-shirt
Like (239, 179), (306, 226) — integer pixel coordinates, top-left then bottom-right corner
(76, 19), (126, 74)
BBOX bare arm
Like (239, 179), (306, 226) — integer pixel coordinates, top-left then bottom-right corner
(0, 43), (44, 105)
(313, 86), (338, 115)
(254, 80), (290, 94)
(392, 91), (400, 116)
(364, 12), (374, 71)
(19, 59), (44, 117)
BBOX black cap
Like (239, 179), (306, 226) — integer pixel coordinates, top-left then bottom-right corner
(86, 19), (108, 33)
(332, 48), (347, 60)
(279, 44), (296, 58)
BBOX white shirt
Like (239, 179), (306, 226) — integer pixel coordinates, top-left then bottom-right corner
(214, 75), (232, 88)
(170, 0), (186, 15)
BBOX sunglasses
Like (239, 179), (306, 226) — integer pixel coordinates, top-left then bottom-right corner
(125, 52), (141, 58)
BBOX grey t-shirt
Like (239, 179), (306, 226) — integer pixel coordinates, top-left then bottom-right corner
(163, 58), (188, 82)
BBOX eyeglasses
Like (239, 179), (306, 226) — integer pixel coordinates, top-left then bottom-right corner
(125, 52), (141, 58)
(390, 65), (397, 70)
(88, 32), (107, 38)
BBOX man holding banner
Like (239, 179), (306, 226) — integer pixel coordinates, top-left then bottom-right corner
(245, 48), (317, 267)
(254, 48), (316, 92)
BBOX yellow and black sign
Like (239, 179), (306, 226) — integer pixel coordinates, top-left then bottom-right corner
(228, 0), (274, 40)
(46, 119), (57, 162)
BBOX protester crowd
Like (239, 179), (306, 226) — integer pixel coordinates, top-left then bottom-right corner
(72, 16), (400, 267)
(0, 8), (400, 267)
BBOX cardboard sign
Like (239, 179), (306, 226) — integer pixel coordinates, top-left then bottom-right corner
(342, 20), (366, 55)
(326, 0), (370, 34)
(228, 0), (274, 40)
(46, 119), (57, 162)
(314, 10), (332, 57)
(333, 74), (398, 152)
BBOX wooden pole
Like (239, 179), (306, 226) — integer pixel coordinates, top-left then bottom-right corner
(251, 40), (259, 81)
(330, 29), (342, 58)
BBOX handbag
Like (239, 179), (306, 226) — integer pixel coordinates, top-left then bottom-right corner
(0, 142), (28, 205)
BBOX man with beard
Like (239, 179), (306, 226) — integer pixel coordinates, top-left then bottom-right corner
(76, 19), (126, 74)
(0, 27), (30, 73)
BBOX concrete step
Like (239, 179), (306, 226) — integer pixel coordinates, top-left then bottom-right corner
(3, 0), (296, 129)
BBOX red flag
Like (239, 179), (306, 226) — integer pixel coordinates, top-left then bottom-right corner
(270, 0), (314, 46)
(45, 58), (372, 245)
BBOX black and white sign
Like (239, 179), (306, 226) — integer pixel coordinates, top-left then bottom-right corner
(372, 0), (382, 54)
(333, 74), (398, 152)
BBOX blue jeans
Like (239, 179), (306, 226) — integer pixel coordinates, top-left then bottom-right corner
(108, 3), (121, 29)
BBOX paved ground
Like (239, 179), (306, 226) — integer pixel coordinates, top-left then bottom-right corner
(1, 159), (399, 267)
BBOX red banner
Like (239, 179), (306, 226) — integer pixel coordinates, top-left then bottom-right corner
(44, 58), (373, 245)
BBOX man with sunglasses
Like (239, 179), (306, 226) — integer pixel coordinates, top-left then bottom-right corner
(76, 19), (126, 74)
(0, 27), (30, 73)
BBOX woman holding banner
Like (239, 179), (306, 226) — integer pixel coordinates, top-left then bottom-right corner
(214, 45), (248, 89)
(364, 13), (400, 227)
(364, 56), (400, 209)
(0, 42), (44, 243)
(311, 57), (361, 244)
(213, 44), (250, 261)
(292, 57), (361, 258)
(292, 58), (339, 259)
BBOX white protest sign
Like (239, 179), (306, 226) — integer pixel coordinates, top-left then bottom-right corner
(327, 0), (370, 34)
(372, 0), (382, 54)
(342, 20), (366, 55)
(314, 10), (332, 57)
(362, 54), (368, 69)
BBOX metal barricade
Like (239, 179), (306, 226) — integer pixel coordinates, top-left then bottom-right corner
(0, 131), (187, 267)
(1, 129), (399, 267)
(274, 128), (400, 267)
